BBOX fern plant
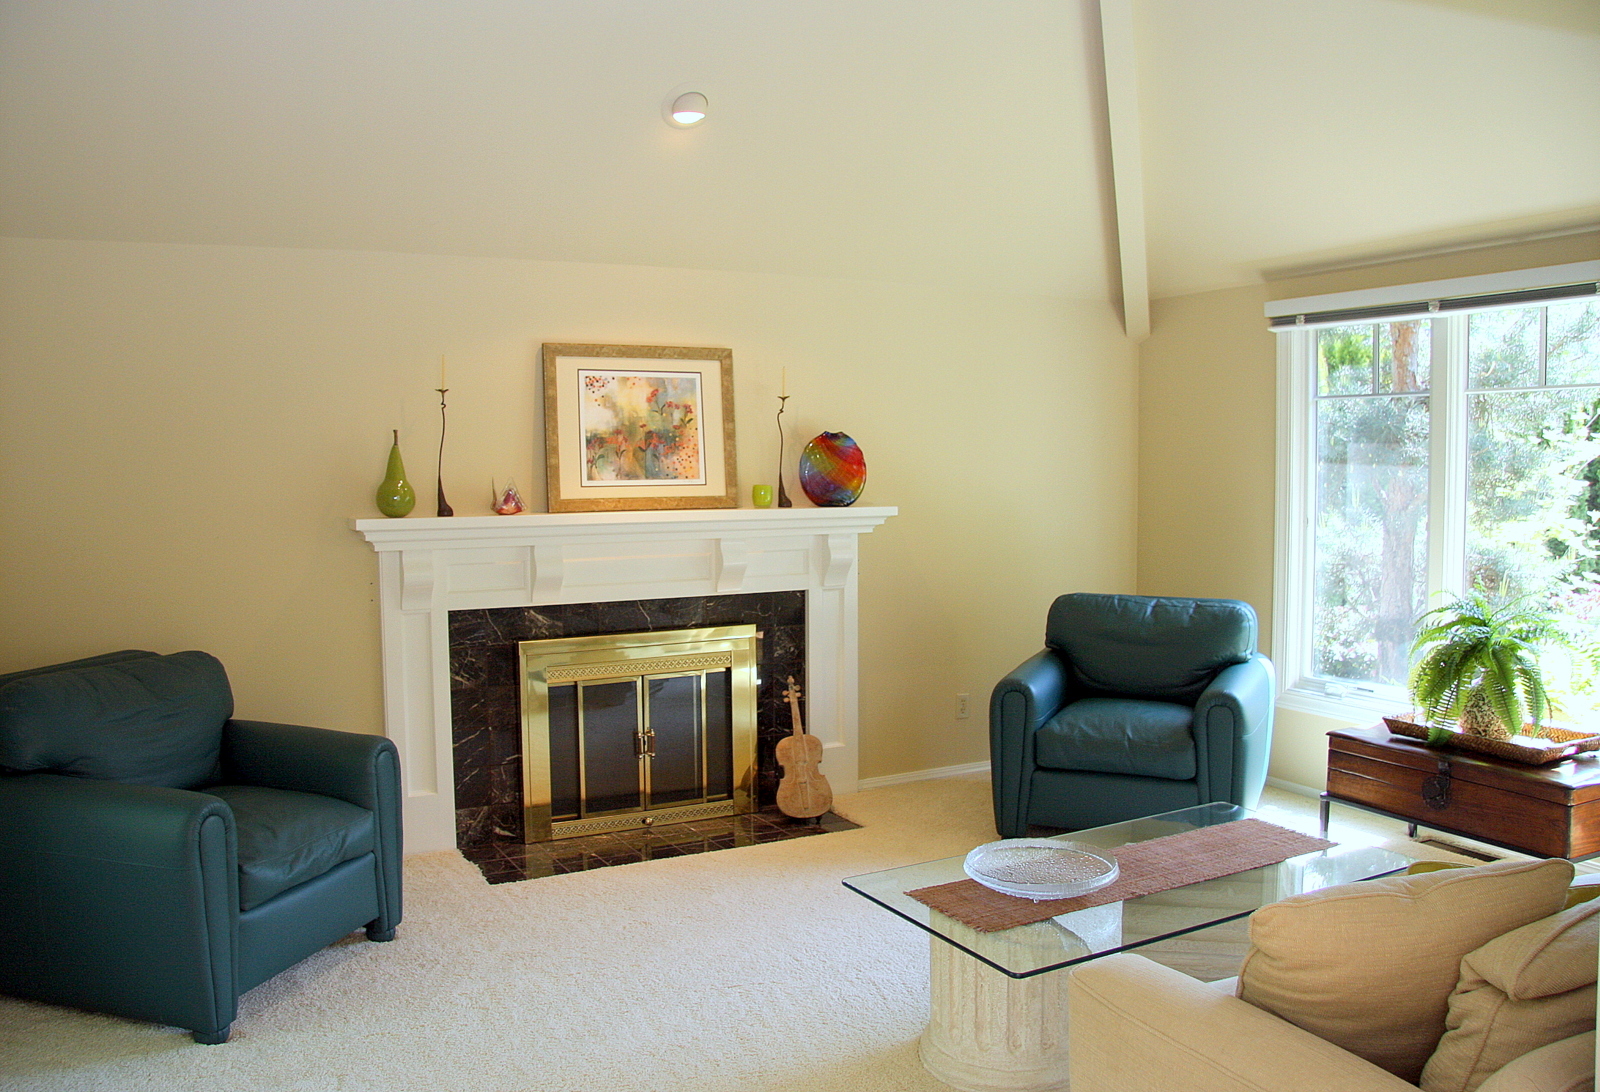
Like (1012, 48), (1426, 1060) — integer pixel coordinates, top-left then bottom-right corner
(1408, 592), (1559, 741)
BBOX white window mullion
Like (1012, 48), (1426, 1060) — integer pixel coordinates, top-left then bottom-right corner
(1272, 329), (1314, 693)
(1429, 316), (1469, 603)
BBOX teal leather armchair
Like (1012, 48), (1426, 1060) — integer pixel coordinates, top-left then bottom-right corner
(0, 650), (401, 1043)
(990, 593), (1274, 836)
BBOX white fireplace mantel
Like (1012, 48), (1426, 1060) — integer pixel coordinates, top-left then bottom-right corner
(354, 506), (896, 853)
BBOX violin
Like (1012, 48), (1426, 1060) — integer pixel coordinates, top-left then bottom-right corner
(776, 676), (833, 819)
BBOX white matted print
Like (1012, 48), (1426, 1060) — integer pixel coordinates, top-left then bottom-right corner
(542, 344), (736, 512)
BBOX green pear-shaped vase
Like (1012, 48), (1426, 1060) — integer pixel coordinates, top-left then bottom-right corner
(375, 429), (416, 517)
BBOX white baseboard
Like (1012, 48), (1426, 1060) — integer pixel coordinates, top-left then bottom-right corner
(856, 761), (991, 792)
(1265, 775), (1321, 799)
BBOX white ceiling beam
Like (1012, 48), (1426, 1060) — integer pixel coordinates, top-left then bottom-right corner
(1098, 0), (1151, 340)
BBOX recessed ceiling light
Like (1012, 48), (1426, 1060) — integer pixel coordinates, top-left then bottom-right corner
(664, 91), (708, 128)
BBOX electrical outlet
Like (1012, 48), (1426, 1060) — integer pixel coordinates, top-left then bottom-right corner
(956, 692), (970, 719)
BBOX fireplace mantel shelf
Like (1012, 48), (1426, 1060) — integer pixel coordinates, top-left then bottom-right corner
(353, 506), (897, 548)
(354, 504), (896, 853)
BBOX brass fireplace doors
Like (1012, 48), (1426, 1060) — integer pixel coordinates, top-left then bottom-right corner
(519, 625), (758, 842)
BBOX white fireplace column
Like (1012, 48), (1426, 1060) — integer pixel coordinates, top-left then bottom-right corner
(353, 507), (896, 854)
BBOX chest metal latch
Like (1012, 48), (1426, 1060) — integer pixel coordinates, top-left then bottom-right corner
(1421, 760), (1452, 811)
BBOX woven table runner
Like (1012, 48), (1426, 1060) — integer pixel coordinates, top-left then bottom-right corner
(907, 818), (1335, 933)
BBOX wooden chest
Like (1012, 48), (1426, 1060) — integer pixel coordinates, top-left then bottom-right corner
(1325, 724), (1600, 859)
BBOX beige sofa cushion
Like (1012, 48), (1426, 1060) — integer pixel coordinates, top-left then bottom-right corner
(1238, 857), (1574, 1084)
(1475, 1032), (1595, 1092)
(1420, 900), (1600, 1092)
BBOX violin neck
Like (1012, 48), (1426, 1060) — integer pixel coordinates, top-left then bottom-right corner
(784, 677), (805, 735)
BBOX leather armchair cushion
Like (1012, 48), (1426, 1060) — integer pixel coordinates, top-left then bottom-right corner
(207, 784), (375, 911)
(1034, 698), (1197, 780)
(1047, 594), (1256, 703)
(0, 652), (233, 789)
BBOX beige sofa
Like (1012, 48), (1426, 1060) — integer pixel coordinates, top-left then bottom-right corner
(1067, 858), (1597, 1092)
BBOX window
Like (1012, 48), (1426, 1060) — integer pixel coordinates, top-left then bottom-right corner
(1272, 263), (1600, 720)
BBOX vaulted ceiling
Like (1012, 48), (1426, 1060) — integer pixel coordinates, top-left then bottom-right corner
(2, 0), (1596, 304)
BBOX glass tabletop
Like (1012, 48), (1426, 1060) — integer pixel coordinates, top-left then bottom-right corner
(842, 801), (1409, 978)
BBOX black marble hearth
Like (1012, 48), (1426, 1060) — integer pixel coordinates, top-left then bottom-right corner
(448, 591), (807, 849)
(461, 807), (860, 884)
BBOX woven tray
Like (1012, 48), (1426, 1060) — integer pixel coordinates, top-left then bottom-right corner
(1384, 715), (1600, 766)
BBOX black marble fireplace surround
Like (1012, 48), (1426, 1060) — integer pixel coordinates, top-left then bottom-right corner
(448, 591), (811, 850)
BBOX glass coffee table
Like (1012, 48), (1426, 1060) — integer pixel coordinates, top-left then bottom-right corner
(843, 802), (1410, 1092)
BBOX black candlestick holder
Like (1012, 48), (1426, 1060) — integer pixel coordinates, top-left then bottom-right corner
(775, 395), (793, 507)
(435, 387), (454, 517)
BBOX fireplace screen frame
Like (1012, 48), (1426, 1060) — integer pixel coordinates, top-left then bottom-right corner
(519, 624), (759, 842)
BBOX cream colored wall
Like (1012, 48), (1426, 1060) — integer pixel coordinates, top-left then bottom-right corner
(0, 236), (1138, 783)
(1138, 230), (1600, 791)
(1134, 282), (1277, 626)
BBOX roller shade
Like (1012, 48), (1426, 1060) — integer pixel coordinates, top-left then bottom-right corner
(1266, 261), (1600, 330)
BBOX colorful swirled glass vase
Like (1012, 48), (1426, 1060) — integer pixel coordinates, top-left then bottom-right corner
(799, 431), (866, 507)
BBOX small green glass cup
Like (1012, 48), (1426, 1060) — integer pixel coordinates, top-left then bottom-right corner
(751, 484), (774, 508)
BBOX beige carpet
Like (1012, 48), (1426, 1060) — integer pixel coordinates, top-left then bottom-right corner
(0, 777), (1480, 1092)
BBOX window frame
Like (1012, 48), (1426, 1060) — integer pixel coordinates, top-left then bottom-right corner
(1271, 261), (1600, 722)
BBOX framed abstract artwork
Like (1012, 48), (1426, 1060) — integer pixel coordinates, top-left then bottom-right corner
(541, 343), (738, 512)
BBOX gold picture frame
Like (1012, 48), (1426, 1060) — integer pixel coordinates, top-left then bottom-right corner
(542, 343), (737, 512)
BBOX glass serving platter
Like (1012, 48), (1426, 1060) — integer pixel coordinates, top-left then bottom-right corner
(962, 838), (1120, 901)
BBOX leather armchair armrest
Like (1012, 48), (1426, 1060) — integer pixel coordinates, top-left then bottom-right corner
(0, 773), (238, 1039)
(221, 719), (402, 933)
(1192, 653), (1275, 806)
(0, 771), (234, 868)
(1068, 954), (1416, 1092)
(989, 650), (1073, 837)
(222, 719), (398, 813)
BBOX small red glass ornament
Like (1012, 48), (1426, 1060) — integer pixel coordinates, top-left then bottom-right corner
(492, 479), (526, 515)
